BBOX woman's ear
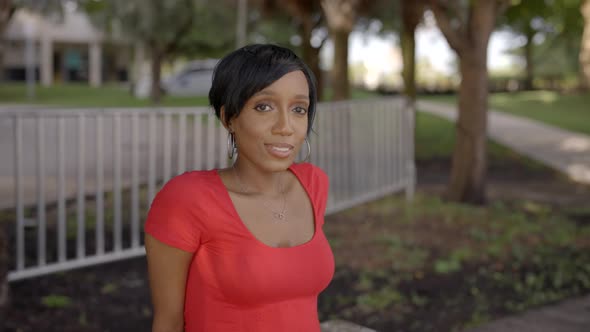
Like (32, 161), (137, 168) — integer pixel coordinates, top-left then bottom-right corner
(220, 106), (233, 132)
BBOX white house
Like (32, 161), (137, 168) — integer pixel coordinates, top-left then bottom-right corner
(2, 6), (132, 87)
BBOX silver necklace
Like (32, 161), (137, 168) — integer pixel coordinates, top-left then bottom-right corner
(232, 165), (287, 221)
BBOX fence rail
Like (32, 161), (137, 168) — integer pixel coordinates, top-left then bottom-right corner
(1, 97), (415, 281)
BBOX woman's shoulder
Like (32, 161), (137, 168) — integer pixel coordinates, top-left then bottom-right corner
(145, 170), (217, 251)
(157, 169), (220, 198)
(290, 162), (328, 188)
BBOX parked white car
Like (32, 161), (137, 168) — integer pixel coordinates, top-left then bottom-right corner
(134, 59), (218, 98)
(162, 59), (218, 97)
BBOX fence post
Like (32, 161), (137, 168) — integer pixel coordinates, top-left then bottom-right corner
(404, 98), (416, 201)
(0, 225), (8, 314)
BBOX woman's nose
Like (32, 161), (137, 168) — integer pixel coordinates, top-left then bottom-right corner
(272, 109), (294, 136)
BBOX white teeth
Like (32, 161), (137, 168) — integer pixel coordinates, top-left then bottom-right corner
(272, 146), (290, 152)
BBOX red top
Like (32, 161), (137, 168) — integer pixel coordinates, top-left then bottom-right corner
(145, 162), (335, 332)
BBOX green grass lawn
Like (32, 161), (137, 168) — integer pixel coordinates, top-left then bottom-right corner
(415, 111), (457, 160)
(415, 110), (510, 160)
(422, 91), (590, 136)
(321, 87), (381, 101)
(415, 110), (549, 173)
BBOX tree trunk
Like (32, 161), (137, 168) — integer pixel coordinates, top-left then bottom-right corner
(331, 28), (350, 101)
(150, 49), (163, 105)
(401, 28), (416, 101)
(448, 50), (488, 204)
(321, 0), (359, 101)
(310, 46), (323, 101)
(524, 28), (534, 90)
(300, 16), (324, 101)
(430, 0), (502, 204)
(580, 0), (590, 91)
(401, 1), (425, 103)
(0, 48), (5, 82)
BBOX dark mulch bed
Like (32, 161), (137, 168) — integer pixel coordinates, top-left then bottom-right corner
(4, 248), (590, 332)
(3, 258), (151, 332)
(319, 249), (590, 331)
(2, 156), (590, 332)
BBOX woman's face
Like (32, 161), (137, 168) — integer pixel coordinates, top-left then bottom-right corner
(228, 70), (310, 172)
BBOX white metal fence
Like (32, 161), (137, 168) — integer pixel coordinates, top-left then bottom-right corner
(1, 97), (415, 282)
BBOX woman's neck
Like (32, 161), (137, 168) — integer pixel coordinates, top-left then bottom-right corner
(231, 159), (289, 196)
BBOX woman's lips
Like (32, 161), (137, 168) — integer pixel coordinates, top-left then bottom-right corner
(265, 144), (294, 158)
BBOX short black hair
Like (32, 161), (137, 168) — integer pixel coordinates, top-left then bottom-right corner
(208, 44), (317, 136)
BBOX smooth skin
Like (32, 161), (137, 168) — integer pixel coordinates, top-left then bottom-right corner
(145, 70), (314, 331)
(145, 235), (192, 332)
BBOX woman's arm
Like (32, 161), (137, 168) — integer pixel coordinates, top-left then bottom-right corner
(145, 233), (194, 332)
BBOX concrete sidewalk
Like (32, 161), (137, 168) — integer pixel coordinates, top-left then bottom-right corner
(417, 100), (590, 185)
(418, 100), (590, 332)
(465, 294), (590, 332)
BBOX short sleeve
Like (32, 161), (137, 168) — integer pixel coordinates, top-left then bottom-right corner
(144, 174), (204, 253)
(308, 164), (330, 220)
(312, 164), (330, 219)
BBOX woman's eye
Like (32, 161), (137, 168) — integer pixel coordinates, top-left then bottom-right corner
(254, 104), (272, 112)
(293, 107), (308, 115)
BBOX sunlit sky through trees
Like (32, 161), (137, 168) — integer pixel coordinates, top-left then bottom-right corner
(321, 11), (517, 78)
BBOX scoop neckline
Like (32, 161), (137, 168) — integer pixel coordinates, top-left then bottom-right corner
(214, 164), (319, 250)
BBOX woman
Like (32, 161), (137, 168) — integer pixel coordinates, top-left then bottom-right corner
(144, 44), (335, 332)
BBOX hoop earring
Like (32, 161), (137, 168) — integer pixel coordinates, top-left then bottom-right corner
(298, 138), (311, 163)
(227, 132), (237, 160)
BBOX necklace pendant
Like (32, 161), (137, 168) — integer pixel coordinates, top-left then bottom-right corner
(274, 212), (285, 220)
